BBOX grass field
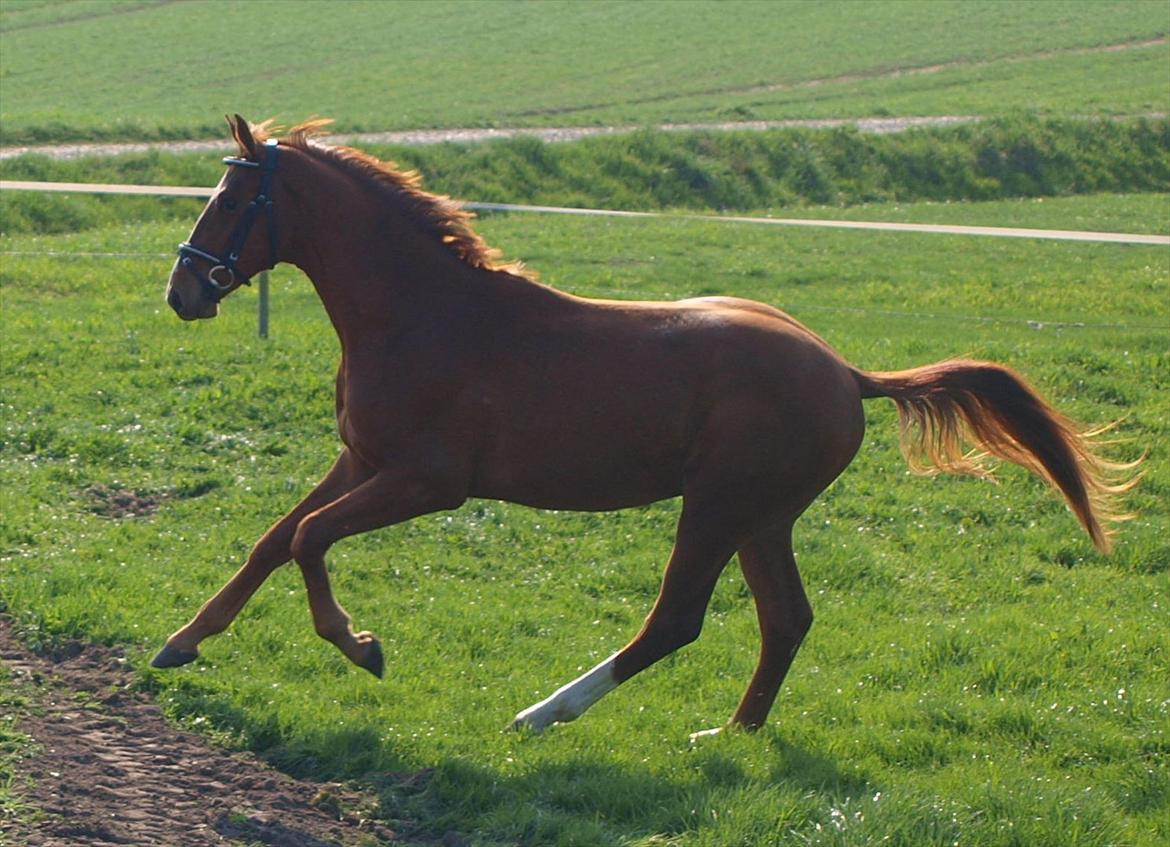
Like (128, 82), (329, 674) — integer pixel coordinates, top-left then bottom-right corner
(1, 0), (1167, 143)
(1, 193), (1167, 844)
(2, 0), (1168, 842)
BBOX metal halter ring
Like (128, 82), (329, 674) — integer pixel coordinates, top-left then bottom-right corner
(207, 265), (236, 292)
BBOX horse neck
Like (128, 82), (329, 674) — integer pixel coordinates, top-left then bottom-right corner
(285, 162), (475, 347)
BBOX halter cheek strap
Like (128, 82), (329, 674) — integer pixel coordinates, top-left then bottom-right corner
(177, 138), (280, 303)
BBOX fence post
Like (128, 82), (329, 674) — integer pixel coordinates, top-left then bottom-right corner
(258, 271), (269, 339)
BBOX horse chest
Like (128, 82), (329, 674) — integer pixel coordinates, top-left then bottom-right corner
(334, 363), (465, 466)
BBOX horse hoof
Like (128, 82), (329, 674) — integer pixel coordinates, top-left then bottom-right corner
(505, 716), (541, 735)
(688, 726), (724, 745)
(150, 643), (199, 669)
(358, 638), (384, 678)
(505, 707), (551, 735)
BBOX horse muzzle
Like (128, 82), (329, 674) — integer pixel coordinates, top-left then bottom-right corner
(166, 262), (220, 321)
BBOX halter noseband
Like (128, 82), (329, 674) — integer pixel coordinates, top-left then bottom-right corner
(177, 138), (280, 303)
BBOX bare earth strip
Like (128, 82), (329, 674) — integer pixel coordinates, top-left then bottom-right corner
(0, 617), (432, 847)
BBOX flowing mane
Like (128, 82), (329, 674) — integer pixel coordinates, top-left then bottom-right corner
(254, 118), (533, 280)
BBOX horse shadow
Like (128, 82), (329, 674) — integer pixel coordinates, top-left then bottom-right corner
(145, 669), (869, 842)
(275, 723), (871, 843)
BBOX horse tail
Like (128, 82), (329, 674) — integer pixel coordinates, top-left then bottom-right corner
(852, 359), (1140, 553)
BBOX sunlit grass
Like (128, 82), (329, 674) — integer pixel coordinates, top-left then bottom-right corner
(1, 206), (1167, 845)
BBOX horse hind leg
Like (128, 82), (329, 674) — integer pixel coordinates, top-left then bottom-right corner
(509, 499), (738, 733)
(687, 521), (811, 740)
(737, 523), (813, 723)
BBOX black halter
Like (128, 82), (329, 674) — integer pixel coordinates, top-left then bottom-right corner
(178, 138), (280, 303)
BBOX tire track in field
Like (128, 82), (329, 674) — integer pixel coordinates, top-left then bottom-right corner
(505, 36), (1170, 119)
(749, 36), (1170, 96)
(0, 35), (1163, 161)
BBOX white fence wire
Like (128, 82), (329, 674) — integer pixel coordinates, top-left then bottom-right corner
(2, 179), (1167, 336)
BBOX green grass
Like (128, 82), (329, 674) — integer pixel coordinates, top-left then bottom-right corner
(1, 0), (1167, 143)
(3, 3), (1166, 840)
(760, 192), (1170, 235)
(0, 662), (35, 831)
(1, 200), (1167, 844)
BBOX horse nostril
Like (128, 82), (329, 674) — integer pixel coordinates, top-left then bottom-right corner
(167, 288), (184, 313)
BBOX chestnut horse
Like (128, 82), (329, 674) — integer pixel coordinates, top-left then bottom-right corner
(157, 116), (1134, 736)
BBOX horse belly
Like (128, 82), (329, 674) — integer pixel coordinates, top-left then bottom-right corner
(470, 374), (692, 511)
(473, 422), (689, 511)
(482, 314), (861, 511)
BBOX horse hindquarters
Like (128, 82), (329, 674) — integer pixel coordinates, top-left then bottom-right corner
(509, 347), (867, 734)
(707, 354), (1136, 734)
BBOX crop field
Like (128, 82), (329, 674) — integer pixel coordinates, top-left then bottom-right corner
(1, 0), (1168, 143)
(2, 191), (1168, 844)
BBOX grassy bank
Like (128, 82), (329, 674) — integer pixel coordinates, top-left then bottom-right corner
(2, 118), (1168, 235)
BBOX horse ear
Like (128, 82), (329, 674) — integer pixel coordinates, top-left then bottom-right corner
(227, 113), (258, 157)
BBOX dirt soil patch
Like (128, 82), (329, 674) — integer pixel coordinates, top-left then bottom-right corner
(81, 484), (169, 519)
(0, 617), (425, 846)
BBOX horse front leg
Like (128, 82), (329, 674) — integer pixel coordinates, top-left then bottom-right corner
(287, 467), (466, 676)
(151, 449), (373, 669)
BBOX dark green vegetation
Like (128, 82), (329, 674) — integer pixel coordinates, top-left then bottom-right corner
(3, 117), (1168, 235)
(1, 0), (1166, 144)
(2, 194), (1167, 843)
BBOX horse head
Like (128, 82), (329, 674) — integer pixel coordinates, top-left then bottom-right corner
(166, 114), (282, 320)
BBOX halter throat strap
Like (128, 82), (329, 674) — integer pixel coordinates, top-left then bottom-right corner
(177, 138), (280, 303)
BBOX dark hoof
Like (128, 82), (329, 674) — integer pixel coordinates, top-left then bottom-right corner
(359, 639), (384, 679)
(150, 643), (199, 669)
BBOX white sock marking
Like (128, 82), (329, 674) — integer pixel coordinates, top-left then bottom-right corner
(510, 654), (619, 732)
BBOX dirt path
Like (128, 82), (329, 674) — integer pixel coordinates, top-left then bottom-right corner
(0, 117), (982, 161)
(0, 617), (423, 846)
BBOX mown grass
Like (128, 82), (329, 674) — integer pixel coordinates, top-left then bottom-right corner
(3, 118), (1168, 236)
(1, 198), (1166, 844)
(1, 0), (1167, 143)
